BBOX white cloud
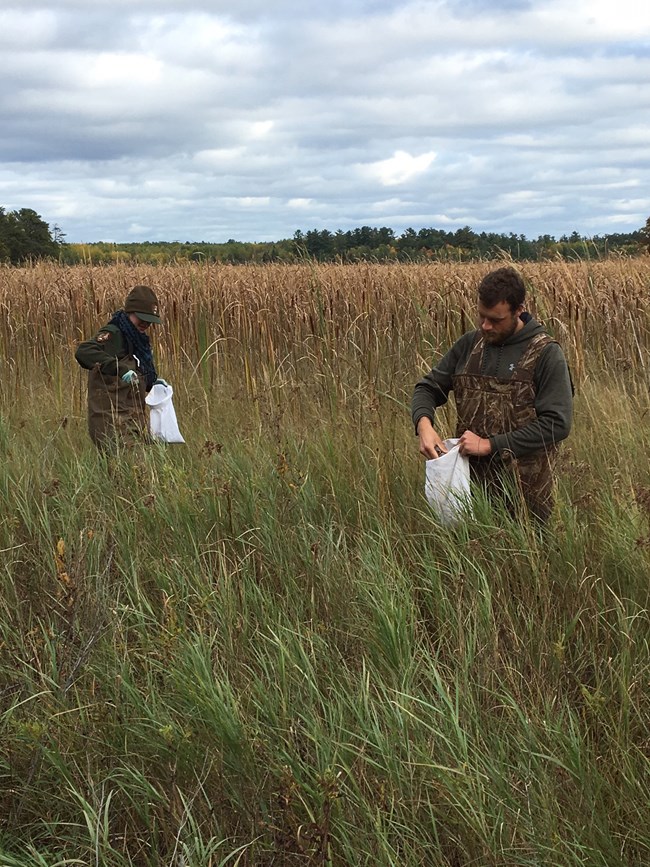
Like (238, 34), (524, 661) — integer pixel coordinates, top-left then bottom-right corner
(363, 151), (437, 186)
(535, 0), (650, 40)
(194, 148), (247, 167)
(250, 121), (274, 138)
(225, 196), (271, 208)
(86, 52), (163, 87)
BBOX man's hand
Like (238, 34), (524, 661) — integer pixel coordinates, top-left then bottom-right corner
(416, 417), (449, 460)
(458, 430), (491, 458)
(121, 370), (139, 385)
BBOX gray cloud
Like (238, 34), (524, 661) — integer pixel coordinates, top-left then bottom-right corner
(0, 0), (649, 241)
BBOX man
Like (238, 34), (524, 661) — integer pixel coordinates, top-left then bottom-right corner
(75, 285), (162, 448)
(412, 267), (573, 522)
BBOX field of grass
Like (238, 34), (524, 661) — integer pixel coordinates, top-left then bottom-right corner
(0, 259), (649, 866)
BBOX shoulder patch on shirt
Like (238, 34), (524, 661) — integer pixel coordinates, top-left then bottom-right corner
(97, 331), (112, 343)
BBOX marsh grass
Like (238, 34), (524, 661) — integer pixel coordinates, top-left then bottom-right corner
(0, 261), (649, 865)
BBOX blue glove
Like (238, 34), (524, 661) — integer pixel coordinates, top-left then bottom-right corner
(121, 370), (139, 385)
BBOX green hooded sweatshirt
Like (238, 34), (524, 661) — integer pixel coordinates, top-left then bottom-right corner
(411, 314), (573, 458)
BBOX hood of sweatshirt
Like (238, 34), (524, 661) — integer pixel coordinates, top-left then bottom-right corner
(479, 313), (547, 378)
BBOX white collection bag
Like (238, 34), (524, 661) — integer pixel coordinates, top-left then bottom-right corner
(424, 438), (472, 526)
(145, 382), (185, 443)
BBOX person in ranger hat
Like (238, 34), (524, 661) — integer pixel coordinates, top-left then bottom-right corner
(412, 267), (573, 523)
(75, 285), (165, 448)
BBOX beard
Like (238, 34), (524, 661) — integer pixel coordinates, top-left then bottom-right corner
(482, 316), (520, 345)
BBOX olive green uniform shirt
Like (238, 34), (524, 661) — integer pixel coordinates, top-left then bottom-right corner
(75, 324), (148, 447)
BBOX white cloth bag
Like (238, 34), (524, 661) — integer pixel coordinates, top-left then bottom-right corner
(145, 382), (185, 443)
(424, 438), (472, 526)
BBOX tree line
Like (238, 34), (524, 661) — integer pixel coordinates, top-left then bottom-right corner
(56, 224), (649, 264)
(0, 208), (62, 263)
(2, 205), (649, 265)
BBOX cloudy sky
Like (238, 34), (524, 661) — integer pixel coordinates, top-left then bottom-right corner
(1, 0), (649, 243)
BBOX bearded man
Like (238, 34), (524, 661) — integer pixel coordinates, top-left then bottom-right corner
(412, 267), (573, 522)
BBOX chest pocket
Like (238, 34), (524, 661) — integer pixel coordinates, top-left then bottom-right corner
(452, 373), (535, 437)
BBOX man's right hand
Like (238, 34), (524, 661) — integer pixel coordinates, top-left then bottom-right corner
(416, 417), (449, 459)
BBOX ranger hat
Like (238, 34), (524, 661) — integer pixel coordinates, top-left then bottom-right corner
(124, 285), (162, 324)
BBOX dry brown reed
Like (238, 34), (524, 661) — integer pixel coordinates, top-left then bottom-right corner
(1, 259), (649, 402)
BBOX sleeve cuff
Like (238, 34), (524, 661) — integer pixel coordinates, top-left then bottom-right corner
(489, 434), (507, 454)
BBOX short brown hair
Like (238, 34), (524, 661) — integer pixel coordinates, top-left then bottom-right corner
(478, 267), (526, 312)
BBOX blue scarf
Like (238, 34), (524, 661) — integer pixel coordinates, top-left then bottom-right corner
(110, 310), (157, 391)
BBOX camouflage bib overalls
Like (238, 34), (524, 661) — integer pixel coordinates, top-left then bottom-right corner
(452, 332), (557, 522)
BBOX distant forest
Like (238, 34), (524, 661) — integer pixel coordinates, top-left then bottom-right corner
(2, 206), (649, 265)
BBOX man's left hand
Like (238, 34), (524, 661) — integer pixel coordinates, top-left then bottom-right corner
(458, 430), (491, 458)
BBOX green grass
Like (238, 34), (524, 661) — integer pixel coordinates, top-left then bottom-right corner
(1, 311), (649, 865)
